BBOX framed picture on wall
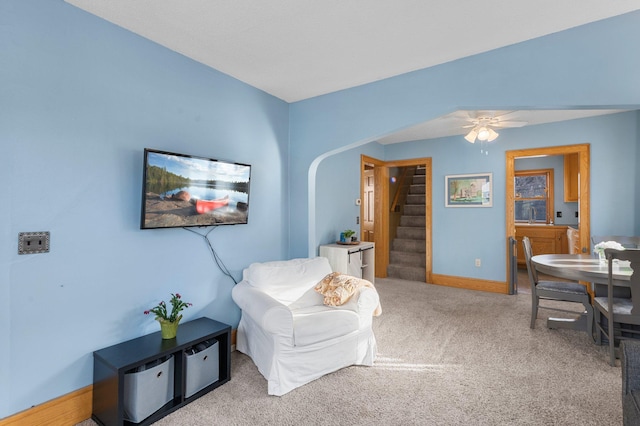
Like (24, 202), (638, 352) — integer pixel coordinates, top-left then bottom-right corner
(445, 173), (492, 207)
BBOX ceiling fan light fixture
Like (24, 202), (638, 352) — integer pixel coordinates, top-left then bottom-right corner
(477, 126), (490, 141)
(464, 124), (500, 144)
(464, 129), (478, 143)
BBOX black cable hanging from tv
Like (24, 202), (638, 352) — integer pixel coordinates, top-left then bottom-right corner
(183, 227), (238, 285)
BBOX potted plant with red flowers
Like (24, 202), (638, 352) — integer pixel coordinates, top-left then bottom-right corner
(145, 293), (192, 339)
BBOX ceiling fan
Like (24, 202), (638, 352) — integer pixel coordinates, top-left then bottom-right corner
(451, 111), (528, 143)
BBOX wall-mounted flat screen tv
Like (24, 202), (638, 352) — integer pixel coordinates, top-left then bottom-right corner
(141, 148), (251, 229)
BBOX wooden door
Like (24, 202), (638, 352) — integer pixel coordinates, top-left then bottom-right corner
(362, 168), (375, 242)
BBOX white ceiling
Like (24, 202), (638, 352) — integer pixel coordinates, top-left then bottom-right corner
(64, 1), (639, 142)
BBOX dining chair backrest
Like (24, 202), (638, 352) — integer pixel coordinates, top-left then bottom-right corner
(523, 235), (593, 331)
(521, 236), (539, 285)
(594, 248), (640, 365)
(592, 236), (640, 250)
(567, 227), (580, 254)
(605, 248), (640, 313)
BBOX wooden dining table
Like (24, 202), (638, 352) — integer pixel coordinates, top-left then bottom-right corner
(530, 253), (633, 334)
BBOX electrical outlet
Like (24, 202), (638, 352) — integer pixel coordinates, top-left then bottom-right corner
(18, 231), (50, 255)
(475, 258), (481, 267)
(575, 211), (579, 218)
(556, 211), (562, 218)
(356, 216), (359, 224)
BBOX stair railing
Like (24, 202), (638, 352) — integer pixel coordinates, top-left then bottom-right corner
(390, 166), (416, 212)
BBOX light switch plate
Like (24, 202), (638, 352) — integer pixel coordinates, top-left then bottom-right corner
(18, 231), (50, 255)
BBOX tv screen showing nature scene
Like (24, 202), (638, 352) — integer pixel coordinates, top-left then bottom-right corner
(141, 149), (251, 229)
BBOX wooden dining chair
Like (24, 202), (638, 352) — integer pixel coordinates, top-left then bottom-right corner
(593, 248), (640, 366)
(522, 236), (593, 335)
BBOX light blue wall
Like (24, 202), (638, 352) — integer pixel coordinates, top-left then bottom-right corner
(2, 0), (640, 420)
(1, 0), (289, 417)
(315, 150), (362, 246)
(312, 112), (638, 281)
(314, 142), (384, 251)
(380, 112), (638, 279)
(291, 10), (640, 265)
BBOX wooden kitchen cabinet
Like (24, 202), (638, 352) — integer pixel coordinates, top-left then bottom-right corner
(564, 153), (579, 202)
(515, 225), (569, 266)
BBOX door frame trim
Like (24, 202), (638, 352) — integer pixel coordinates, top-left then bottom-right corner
(361, 155), (432, 281)
(505, 144), (591, 285)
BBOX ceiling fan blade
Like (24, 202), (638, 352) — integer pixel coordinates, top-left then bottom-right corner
(491, 110), (520, 120)
(492, 120), (528, 128)
(446, 110), (476, 121)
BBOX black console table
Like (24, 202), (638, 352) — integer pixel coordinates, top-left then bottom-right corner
(92, 317), (231, 426)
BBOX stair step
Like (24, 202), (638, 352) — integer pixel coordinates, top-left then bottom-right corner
(409, 184), (425, 195)
(392, 238), (425, 252)
(412, 175), (425, 185)
(403, 205), (425, 216)
(406, 194), (425, 205)
(390, 250), (426, 266)
(387, 264), (426, 282)
(400, 216), (425, 227)
(414, 167), (426, 176)
(397, 226), (426, 239)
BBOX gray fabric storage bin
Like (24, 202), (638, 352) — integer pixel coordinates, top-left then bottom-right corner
(185, 339), (219, 398)
(123, 355), (174, 423)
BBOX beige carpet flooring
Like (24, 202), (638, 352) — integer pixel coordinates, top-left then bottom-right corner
(79, 276), (622, 425)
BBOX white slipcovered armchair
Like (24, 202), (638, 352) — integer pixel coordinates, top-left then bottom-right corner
(232, 257), (380, 396)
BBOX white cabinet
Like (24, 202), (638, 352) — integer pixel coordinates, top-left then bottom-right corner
(319, 242), (375, 283)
